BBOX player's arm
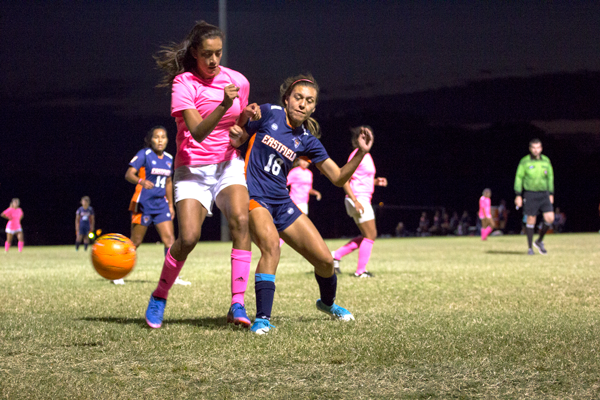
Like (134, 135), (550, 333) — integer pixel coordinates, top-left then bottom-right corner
(342, 181), (364, 214)
(547, 160), (554, 203)
(125, 166), (153, 189)
(89, 214), (95, 232)
(166, 177), (175, 220)
(375, 177), (388, 187)
(0, 212), (7, 220)
(236, 103), (261, 128)
(229, 125), (249, 148)
(182, 84), (239, 144)
(75, 213), (80, 235)
(316, 128), (373, 187)
(309, 188), (322, 201)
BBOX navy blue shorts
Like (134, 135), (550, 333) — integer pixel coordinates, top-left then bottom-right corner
(249, 197), (303, 232)
(79, 222), (90, 235)
(131, 204), (172, 227)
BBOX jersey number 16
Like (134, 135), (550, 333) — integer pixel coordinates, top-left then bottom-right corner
(264, 154), (284, 176)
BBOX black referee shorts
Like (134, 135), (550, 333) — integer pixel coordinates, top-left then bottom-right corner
(523, 191), (553, 216)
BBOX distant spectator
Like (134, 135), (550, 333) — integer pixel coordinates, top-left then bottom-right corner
(417, 212), (430, 236)
(554, 207), (566, 233)
(440, 212), (451, 235)
(458, 210), (471, 236)
(395, 222), (407, 237)
(497, 199), (509, 231)
(449, 211), (459, 234)
(429, 210), (442, 235)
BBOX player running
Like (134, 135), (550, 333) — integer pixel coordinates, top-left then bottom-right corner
(75, 196), (95, 251)
(2, 198), (24, 253)
(514, 138), (554, 255)
(478, 188), (495, 241)
(229, 74), (373, 334)
(145, 21), (260, 329)
(331, 126), (387, 277)
(115, 126), (189, 286)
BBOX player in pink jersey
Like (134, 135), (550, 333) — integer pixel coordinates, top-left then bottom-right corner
(145, 21), (260, 329)
(479, 188), (495, 241)
(332, 126), (388, 278)
(2, 198), (24, 253)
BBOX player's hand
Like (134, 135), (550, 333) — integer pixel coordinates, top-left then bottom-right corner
(376, 177), (388, 187)
(315, 191), (322, 201)
(229, 125), (244, 142)
(169, 205), (176, 220)
(244, 103), (261, 121)
(141, 180), (154, 189)
(356, 126), (373, 153)
(549, 195), (554, 204)
(515, 196), (522, 209)
(354, 200), (365, 215)
(221, 84), (240, 110)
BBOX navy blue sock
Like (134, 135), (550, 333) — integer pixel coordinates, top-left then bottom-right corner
(255, 273), (276, 320)
(315, 273), (337, 307)
(164, 246), (169, 257)
(75, 241), (81, 251)
(84, 243), (88, 251)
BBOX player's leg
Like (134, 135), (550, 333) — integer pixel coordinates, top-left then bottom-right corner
(332, 198), (364, 272)
(130, 223), (148, 248)
(281, 215), (355, 321)
(75, 232), (83, 250)
(16, 231), (24, 253)
(354, 218), (376, 277)
(156, 218), (190, 286)
(216, 182), (252, 326)
(525, 215), (536, 254)
(5, 232), (13, 252)
(81, 223), (90, 250)
(248, 206), (280, 333)
(534, 205), (554, 255)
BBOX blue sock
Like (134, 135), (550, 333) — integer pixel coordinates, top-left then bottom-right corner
(255, 273), (276, 320)
(164, 247), (168, 257)
(75, 241), (81, 251)
(315, 273), (337, 307)
(84, 243), (88, 251)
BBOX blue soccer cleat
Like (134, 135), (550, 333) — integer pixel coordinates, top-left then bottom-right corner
(250, 318), (276, 335)
(227, 303), (251, 328)
(145, 295), (166, 329)
(316, 299), (355, 321)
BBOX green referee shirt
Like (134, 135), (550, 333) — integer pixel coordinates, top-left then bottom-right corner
(514, 154), (554, 195)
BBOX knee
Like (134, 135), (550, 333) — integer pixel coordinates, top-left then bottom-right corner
(228, 212), (249, 235)
(314, 255), (334, 277)
(178, 231), (200, 254)
(163, 234), (175, 248)
(259, 239), (280, 260)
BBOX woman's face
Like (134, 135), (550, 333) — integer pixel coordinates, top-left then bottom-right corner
(298, 159), (310, 169)
(285, 85), (317, 127)
(150, 129), (168, 153)
(193, 37), (223, 79)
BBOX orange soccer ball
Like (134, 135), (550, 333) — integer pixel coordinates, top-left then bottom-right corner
(91, 234), (137, 280)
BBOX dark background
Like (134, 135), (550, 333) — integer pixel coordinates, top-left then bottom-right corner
(2, 1), (600, 245)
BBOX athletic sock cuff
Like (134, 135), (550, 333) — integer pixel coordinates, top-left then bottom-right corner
(255, 273), (276, 282)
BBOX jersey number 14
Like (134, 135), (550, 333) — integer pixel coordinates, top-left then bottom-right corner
(155, 176), (167, 188)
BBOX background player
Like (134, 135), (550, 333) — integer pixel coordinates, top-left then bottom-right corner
(145, 21), (260, 329)
(514, 138), (554, 255)
(116, 126), (190, 286)
(331, 126), (387, 278)
(478, 188), (495, 241)
(2, 198), (24, 253)
(229, 74), (374, 334)
(75, 196), (94, 251)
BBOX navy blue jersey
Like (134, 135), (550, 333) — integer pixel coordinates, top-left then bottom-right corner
(128, 148), (173, 214)
(76, 206), (94, 222)
(244, 104), (329, 204)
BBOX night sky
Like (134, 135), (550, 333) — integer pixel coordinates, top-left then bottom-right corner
(2, 1), (600, 244)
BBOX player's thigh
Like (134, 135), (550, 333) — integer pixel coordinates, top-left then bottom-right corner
(215, 184), (249, 225)
(130, 224), (148, 247)
(155, 220), (175, 247)
(16, 231), (24, 241)
(6, 233), (13, 243)
(249, 208), (280, 273)
(280, 215), (332, 270)
(176, 198), (207, 242)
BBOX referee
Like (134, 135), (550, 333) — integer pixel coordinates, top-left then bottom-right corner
(514, 138), (554, 255)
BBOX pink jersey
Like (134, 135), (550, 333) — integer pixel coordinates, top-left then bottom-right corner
(171, 67), (250, 169)
(3, 207), (23, 230)
(348, 149), (375, 201)
(479, 196), (492, 219)
(287, 166), (313, 205)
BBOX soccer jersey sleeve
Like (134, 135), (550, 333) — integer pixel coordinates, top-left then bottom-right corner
(304, 135), (329, 164)
(171, 73), (197, 118)
(129, 149), (147, 171)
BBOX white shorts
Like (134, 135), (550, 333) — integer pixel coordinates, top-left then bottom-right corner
(296, 203), (308, 215)
(345, 197), (375, 225)
(174, 157), (247, 217)
(5, 228), (22, 234)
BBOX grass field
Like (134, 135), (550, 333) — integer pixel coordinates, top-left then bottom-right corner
(1, 234), (600, 399)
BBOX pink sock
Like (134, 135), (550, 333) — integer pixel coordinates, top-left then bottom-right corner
(279, 238), (285, 247)
(18, 241), (23, 252)
(356, 238), (374, 275)
(482, 226), (492, 240)
(231, 249), (251, 306)
(153, 248), (186, 299)
(4, 242), (9, 252)
(334, 236), (363, 259)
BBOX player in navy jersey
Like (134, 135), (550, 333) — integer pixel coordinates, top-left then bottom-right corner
(229, 74), (373, 334)
(117, 126), (190, 286)
(75, 196), (95, 251)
